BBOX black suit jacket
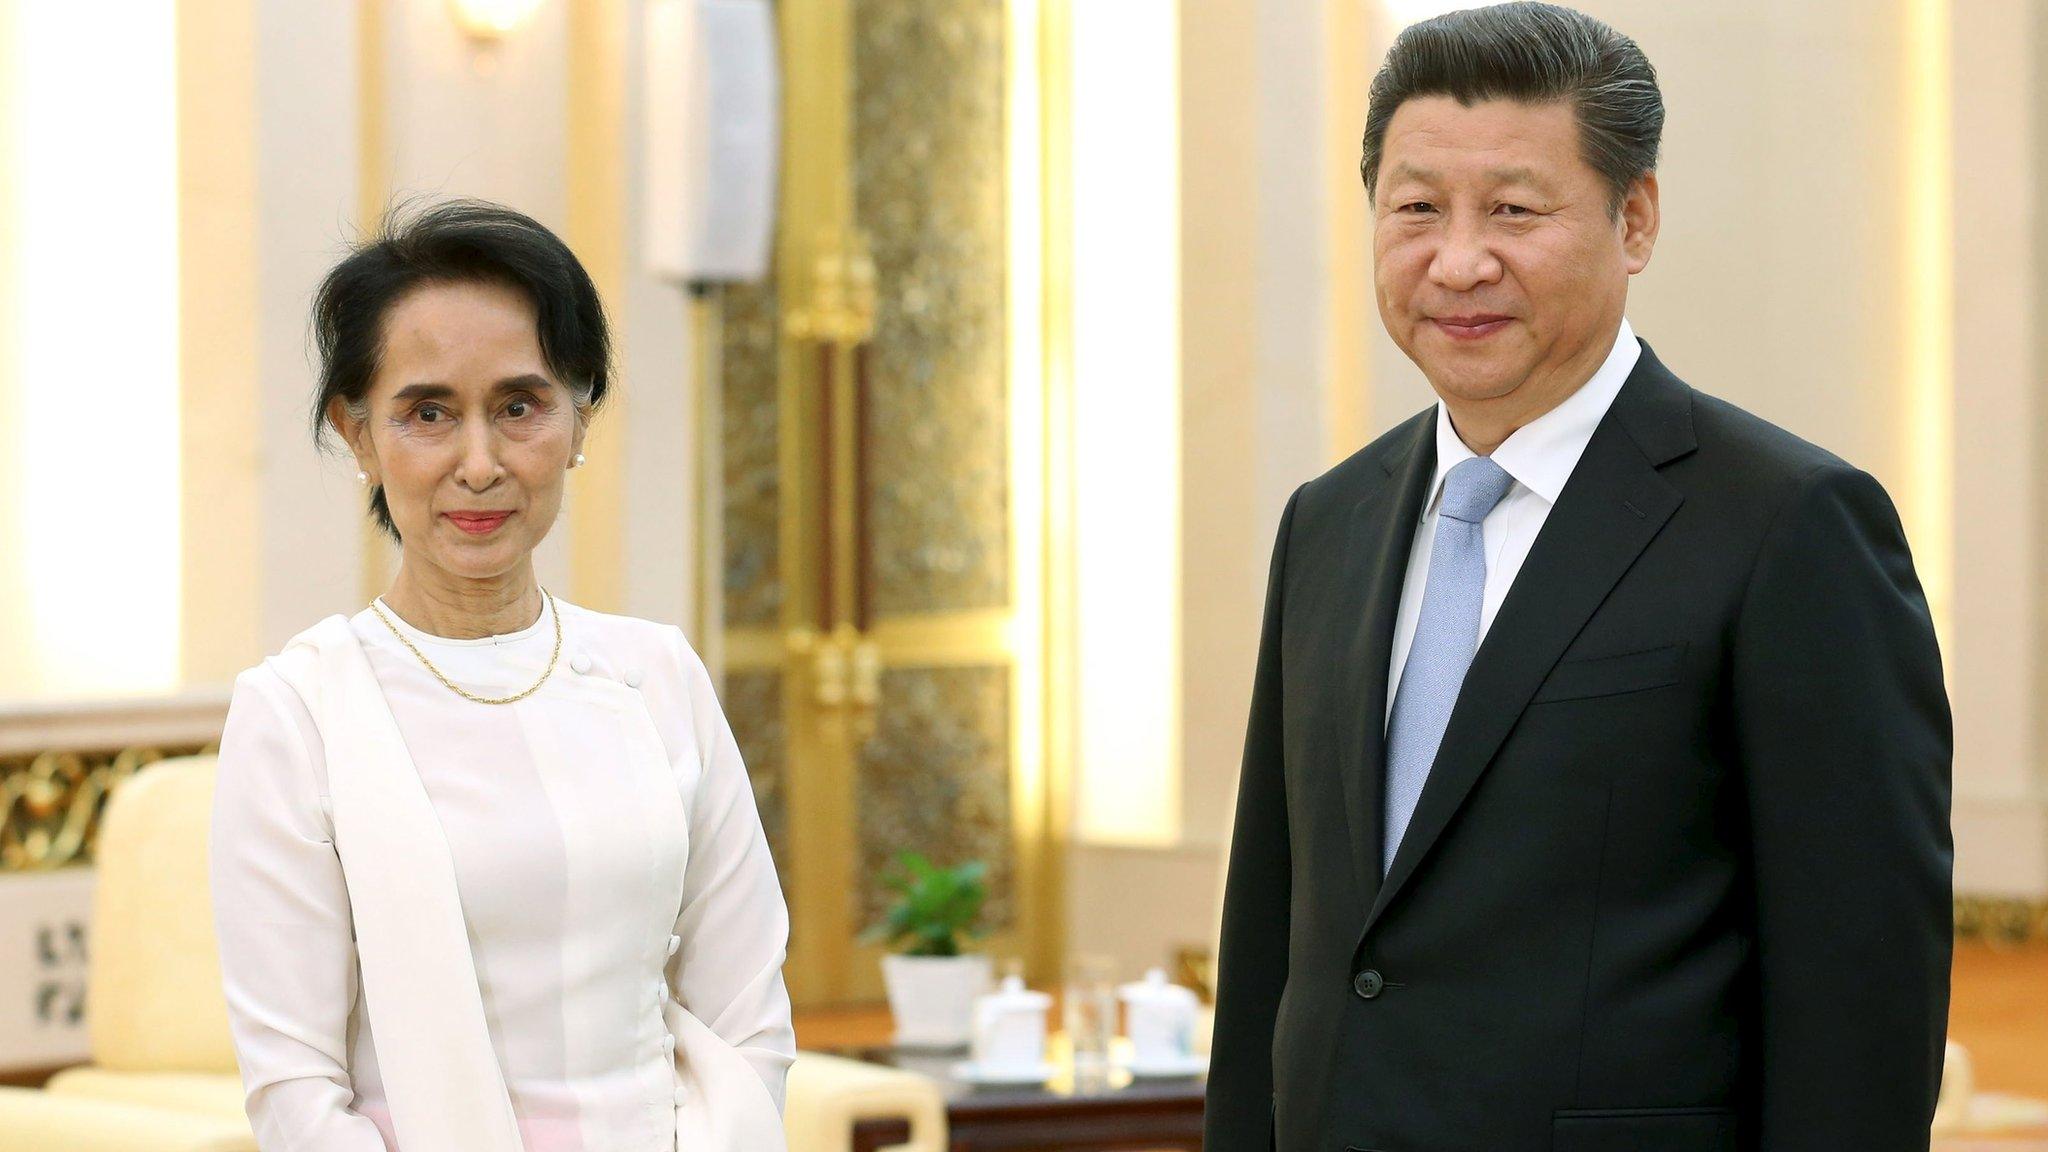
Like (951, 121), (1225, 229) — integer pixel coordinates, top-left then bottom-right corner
(1205, 343), (1953, 1152)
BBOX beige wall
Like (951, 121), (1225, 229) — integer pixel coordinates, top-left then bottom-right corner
(1179, 0), (1380, 854)
(1068, 842), (1225, 980)
(1074, 0), (1378, 971)
(179, 0), (262, 687)
(0, 4), (24, 695)
(249, 0), (373, 658)
(1077, 0), (1263, 977)
(1178, 0), (1260, 858)
(615, 0), (698, 633)
(1952, 0), (2048, 895)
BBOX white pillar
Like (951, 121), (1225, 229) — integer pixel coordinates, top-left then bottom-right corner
(252, 0), (371, 656)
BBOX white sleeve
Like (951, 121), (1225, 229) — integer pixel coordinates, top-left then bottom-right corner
(210, 666), (388, 1151)
(663, 630), (797, 1112)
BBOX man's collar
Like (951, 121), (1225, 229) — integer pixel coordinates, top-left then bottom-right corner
(1427, 317), (1640, 511)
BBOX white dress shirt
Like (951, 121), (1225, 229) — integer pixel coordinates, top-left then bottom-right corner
(211, 599), (794, 1151)
(1386, 319), (1641, 721)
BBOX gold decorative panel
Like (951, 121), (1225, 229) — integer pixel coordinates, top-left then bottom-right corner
(852, 0), (1010, 617)
(723, 669), (790, 881)
(1953, 896), (2048, 944)
(721, 277), (785, 629)
(1, 747), (188, 872)
(699, 0), (1054, 1003)
(854, 664), (1013, 932)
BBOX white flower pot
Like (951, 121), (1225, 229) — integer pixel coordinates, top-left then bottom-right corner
(881, 953), (993, 1050)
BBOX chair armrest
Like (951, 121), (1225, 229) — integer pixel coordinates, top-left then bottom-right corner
(44, 1068), (250, 1121)
(785, 1051), (947, 1152)
(0, 1086), (255, 1152)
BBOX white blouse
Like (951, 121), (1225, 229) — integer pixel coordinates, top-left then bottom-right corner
(210, 598), (794, 1151)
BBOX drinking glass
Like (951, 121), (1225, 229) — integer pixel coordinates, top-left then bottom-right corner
(1063, 954), (1118, 1089)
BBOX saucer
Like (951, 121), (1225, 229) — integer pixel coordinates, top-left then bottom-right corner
(950, 1060), (1058, 1086)
(1121, 1052), (1210, 1079)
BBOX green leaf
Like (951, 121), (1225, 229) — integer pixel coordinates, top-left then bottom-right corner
(867, 853), (993, 956)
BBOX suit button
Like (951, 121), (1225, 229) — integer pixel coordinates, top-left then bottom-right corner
(1352, 969), (1385, 1000)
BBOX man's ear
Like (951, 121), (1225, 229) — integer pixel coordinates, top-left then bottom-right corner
(1621, 172), (1660, 275)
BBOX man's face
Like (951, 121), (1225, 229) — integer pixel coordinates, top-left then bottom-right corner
(1373, 96), (1657, 416)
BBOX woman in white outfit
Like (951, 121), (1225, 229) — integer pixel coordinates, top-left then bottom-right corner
(210, 200), (794, 1152)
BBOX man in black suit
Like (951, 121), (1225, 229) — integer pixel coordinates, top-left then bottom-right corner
(1204, 5), (1953, 1151)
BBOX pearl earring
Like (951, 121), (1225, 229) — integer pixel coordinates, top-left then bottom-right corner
(357, 471), (369, 485)
(572, 453), (586, 469)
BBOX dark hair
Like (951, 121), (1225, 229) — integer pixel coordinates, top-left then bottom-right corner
(1359, 2), (1663, 214)
(310, 198), (612, 541)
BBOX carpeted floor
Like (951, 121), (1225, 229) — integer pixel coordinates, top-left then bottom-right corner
(1951, 941), (2048, 1099)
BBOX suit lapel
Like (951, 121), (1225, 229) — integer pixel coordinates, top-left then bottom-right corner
(1337, 412), (1437, 911)
(1359, 347), (1696, 938)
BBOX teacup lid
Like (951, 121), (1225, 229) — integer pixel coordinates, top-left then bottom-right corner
(1118, 967), (1197, 1007)
(979, 974), (1051, 1010)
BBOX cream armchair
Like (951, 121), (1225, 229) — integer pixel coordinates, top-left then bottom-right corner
(1, 754), (945, 1152)
(0, 1091), (253, 1152)
(0, 754), (252, 1149)
(786, 1052), (948, 1152)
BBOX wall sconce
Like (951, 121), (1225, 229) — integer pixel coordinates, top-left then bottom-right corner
(448, 0), (545, 41)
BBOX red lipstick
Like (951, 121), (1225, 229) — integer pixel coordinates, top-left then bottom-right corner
(445, 512), (512, 536)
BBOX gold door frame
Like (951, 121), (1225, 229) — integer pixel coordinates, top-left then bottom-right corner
(699, 0), (1070, 1007)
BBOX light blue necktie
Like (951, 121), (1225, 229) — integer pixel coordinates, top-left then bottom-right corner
(1383, 456), (1516, 874)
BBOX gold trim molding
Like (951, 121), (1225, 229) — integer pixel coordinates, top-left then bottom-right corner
(0, 691), (230, 760)
(1954, 895), (2048, 945)
(0, 692), (228, 871)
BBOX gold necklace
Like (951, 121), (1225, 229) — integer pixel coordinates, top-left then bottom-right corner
(368, 588), (563, 706)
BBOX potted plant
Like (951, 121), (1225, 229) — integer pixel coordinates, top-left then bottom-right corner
(863, 852), (993, 1049)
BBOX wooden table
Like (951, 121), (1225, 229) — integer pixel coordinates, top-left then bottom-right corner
(825, 1050), (2047, 1152)
(839, 1047), (1205, 1152)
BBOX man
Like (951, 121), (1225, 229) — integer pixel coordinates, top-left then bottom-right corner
(1204, 5), (1952, 1151)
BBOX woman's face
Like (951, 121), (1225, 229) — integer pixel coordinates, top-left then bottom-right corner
(335, 279), (584, 584)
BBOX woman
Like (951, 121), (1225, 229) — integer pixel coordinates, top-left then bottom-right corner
(210, 200), (793, 1151)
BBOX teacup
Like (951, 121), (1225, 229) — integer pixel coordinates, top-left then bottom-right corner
(971, 975), (1050, 1072)
(1119, 968), (1197, 1068)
